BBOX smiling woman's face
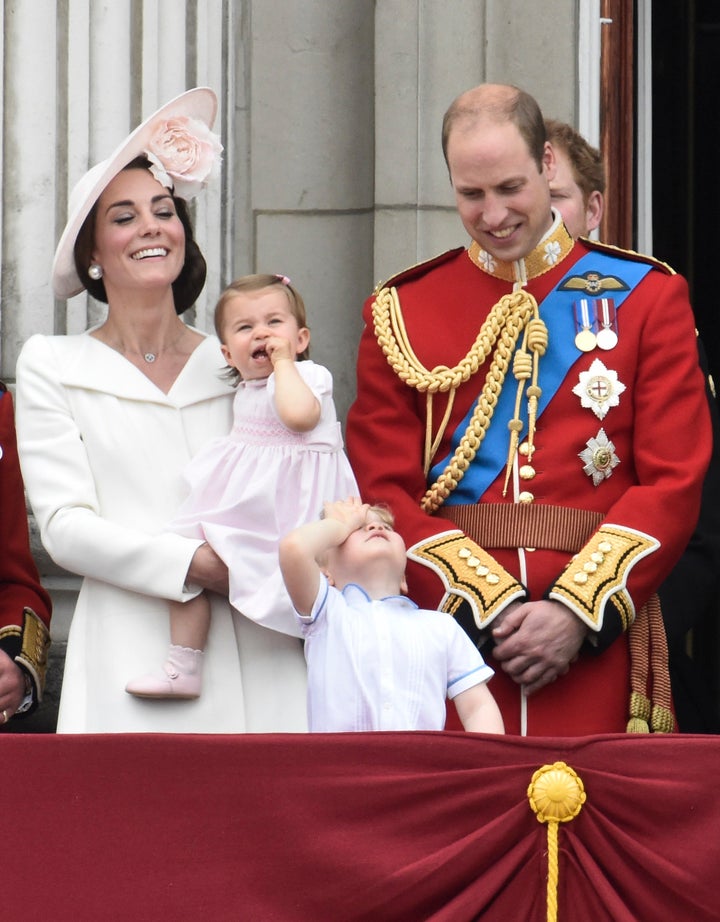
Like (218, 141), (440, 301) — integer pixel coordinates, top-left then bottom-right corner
(91, 167), (186, 298)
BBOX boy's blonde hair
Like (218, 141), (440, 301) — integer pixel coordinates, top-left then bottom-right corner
(366, 504), (395, 528)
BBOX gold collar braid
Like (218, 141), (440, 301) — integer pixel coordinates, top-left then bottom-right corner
(467, 214), (574, 283)
(372, 285), (547, 513)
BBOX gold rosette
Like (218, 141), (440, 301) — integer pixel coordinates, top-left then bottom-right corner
(527, 762), (586, 922)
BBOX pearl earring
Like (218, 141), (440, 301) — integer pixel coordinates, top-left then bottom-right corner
(88, 264), (103, 280)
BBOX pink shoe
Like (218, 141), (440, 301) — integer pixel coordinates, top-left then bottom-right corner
(125, 645), (204, 699)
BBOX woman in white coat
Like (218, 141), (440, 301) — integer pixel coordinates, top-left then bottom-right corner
(15, 88), (308, 733)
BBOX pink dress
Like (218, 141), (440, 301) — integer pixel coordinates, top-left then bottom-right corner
(169, 361), (358, 636)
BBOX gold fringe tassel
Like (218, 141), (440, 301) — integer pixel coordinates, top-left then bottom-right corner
(626, 595), (675, 733)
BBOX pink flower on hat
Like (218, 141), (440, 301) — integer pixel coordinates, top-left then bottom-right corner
(145, 115), (223, 200)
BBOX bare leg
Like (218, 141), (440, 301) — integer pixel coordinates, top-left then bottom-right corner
(169, 591), (211, 651)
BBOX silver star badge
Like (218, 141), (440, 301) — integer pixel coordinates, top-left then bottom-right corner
(579, 428), (620, 486)
(572, 358), (626, 420)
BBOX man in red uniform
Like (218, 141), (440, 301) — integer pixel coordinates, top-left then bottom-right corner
(347, 84), (711, 735)
(0, 383), (51, 725)
(547, 117), (720, 733)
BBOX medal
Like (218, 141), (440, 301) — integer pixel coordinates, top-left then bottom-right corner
(596, 298), (618, 350)
(575, 328), (597, 352)
(573, 299), (597, 352)
(579, 428), (620, 486)
(596, 328), (617, 350)
(572, 358), (626, 420)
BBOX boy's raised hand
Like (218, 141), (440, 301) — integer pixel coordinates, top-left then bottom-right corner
(281, 497), (369, 617)
(321, 497), (370, 537)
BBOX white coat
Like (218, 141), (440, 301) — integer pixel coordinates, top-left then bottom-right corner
(15, 331), (308, 733)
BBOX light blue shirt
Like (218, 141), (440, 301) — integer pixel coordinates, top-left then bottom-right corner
(296, 576), (494, 731)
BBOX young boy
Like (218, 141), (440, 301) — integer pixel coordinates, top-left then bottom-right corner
(279, 497), (504, 733)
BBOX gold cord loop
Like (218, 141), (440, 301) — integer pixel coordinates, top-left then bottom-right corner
(512, 350), (533, 379)
(371, 285), (541, 512)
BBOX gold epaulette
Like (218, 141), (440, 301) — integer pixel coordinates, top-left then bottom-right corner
(579, 237), (676, 276)
(373, 247), (466, 295)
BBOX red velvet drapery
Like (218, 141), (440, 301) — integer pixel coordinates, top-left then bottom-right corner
(4, 732), (718, 921)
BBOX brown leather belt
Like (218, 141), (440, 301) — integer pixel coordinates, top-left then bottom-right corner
(434, 503), (603, 553)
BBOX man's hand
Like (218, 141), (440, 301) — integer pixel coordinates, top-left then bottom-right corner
(0, 649), (26, 722)
(491, 600), (588, 695)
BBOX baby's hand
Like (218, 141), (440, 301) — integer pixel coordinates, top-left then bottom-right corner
(321, 497), (370, 535)
(266, 335), (295, 365)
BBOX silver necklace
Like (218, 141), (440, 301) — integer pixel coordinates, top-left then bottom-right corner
(115, 327), (186, 364)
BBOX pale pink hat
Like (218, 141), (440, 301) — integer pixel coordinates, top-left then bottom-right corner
(52, 87), (220, 300)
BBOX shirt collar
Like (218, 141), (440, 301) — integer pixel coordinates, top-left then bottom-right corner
(467, 209), (574, 286)
(341, 583), (418, 609)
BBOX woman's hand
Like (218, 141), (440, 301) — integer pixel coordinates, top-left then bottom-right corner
(186, 543), (229, 595)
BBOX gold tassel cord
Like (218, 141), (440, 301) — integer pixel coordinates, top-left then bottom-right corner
(502, 341), (532, 496)
(424, 389), (458, 478)
(528, 762), (586, 922)
(525, 316), (548, 450)
(371, 285), (542, 513)
(627, 601), (651, 733)
(501, 315), (547, 495)
(626, 596), (675, 734)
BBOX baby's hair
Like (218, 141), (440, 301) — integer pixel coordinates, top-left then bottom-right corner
(214, 273), (311, 385)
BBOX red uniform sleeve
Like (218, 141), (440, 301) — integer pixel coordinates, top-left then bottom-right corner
(0, 388), (52, 707)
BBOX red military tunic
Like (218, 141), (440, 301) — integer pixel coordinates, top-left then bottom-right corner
(0, 385), (52, 713)
(347, 217), (711, 735)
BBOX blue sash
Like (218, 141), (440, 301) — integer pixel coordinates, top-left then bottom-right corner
(430, 250), (653, 505)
